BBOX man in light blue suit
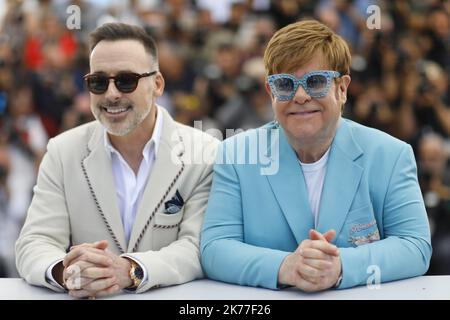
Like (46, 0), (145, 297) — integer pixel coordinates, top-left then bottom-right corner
(201, 20), (431, 291)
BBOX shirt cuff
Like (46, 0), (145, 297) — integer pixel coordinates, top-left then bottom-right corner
(45, 259), (66, 291)
(120, 254), (148, 292)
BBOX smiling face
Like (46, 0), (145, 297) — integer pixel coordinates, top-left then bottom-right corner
(89, 39), (164, 136)
(266, 51), (351, 151)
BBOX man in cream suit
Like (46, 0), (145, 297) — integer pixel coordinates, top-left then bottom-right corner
(16, 23), (218, 298)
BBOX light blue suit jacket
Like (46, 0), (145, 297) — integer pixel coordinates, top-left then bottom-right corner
(201, 118), (431, 289)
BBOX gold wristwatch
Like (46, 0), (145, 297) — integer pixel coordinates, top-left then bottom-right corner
(128, 259), (144, 289)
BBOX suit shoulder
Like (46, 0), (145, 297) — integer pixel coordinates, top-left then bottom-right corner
(49, 121), (99, 149)
(221, 121), (277, 149)
(344, 119), (408, 152)
(172, 122), (221, 166)
(174, 121), (221, 147)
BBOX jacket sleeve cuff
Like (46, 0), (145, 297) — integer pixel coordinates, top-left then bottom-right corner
(45, 259), (66, 291)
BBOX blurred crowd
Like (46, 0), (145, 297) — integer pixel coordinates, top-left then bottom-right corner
(0, 0), (449, 277)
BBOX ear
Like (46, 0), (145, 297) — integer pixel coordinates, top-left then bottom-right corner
(337, 75), (351, 104)
(265, 81), (274, 103)
(154, 72), (165, 97)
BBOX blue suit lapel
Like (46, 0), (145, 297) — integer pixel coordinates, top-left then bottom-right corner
(316, 119), (364, 239)
(264, 125), (314, 244)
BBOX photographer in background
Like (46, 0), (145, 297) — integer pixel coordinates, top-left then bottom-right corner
(396, 60), (450, 154)
(417, 133), (450, 275)
(0, 132), (11, 277)
(414, 62), (450, 138)
(352, 81), (394, 134)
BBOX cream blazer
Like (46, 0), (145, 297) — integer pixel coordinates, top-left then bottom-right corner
(16, 107), (219, 293)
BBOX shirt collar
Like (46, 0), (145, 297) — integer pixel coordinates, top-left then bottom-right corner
(104, 105), (163, 162)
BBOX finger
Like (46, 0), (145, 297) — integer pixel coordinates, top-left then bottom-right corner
(300, 248), (333, 261)
(68, 279), (119, 299)
(65, 260), (97, 278)
(64, 261), (106, 287)
(301, 257), (333, 271)
(309, 229), (336, 243)
(297, 277), (325, 293)
(103, 248), (118, 259)
(294, 267), (318, 285)
(298, 263), (323, 278)
(70, 240), (109, 251)
(69, 283), (120, 299)
(64, 247), (89, 267)
(92, 284), (121, 298)
(64, 247), (112, 268)
(66, 267), (113, 290)
(309, 229), (325, 241)
(94, 240), (109, 250)
(65, 276), (95, 290)
(69, 289), (94, 299)
(81, 267), (114, 279)
(78, 277), (97, 288)
(84, 276), (117, 292)
(299, 239), (339, 257)
(309, 241), (339, 257)
(297, 239), (311, 253)
(71, 251), (112, 268)
(323, 229), (336, 243)
(294, 274), (320, 291)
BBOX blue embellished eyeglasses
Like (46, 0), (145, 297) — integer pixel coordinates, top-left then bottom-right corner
(267, 70), (341, 101)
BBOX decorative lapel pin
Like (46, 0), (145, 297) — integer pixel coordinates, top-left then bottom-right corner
(348, 219), (380, 246)
(164, 190), (184, 214)
(348, 229), (380, 246)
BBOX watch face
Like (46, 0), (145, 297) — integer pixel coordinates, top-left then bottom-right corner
(134, 265), (144, 280)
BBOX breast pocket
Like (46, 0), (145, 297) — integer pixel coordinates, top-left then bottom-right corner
(152, 210), (184, 250)
(340, 204), (381, 247)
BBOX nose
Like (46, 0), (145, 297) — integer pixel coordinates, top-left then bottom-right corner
(104, 79), (122, 101)
(292, 84), (311, 105)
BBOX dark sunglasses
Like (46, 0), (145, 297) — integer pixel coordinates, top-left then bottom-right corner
(84, 71), (157, 94)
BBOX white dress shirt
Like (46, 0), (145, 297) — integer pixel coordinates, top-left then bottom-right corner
(46, 106), (163, 292)
(299, 147), (330, 228)
(105, 107), (162, 245)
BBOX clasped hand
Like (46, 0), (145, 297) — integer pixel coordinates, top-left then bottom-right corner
(278, 229), (342, 292)
(62, 240), (133, 298)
